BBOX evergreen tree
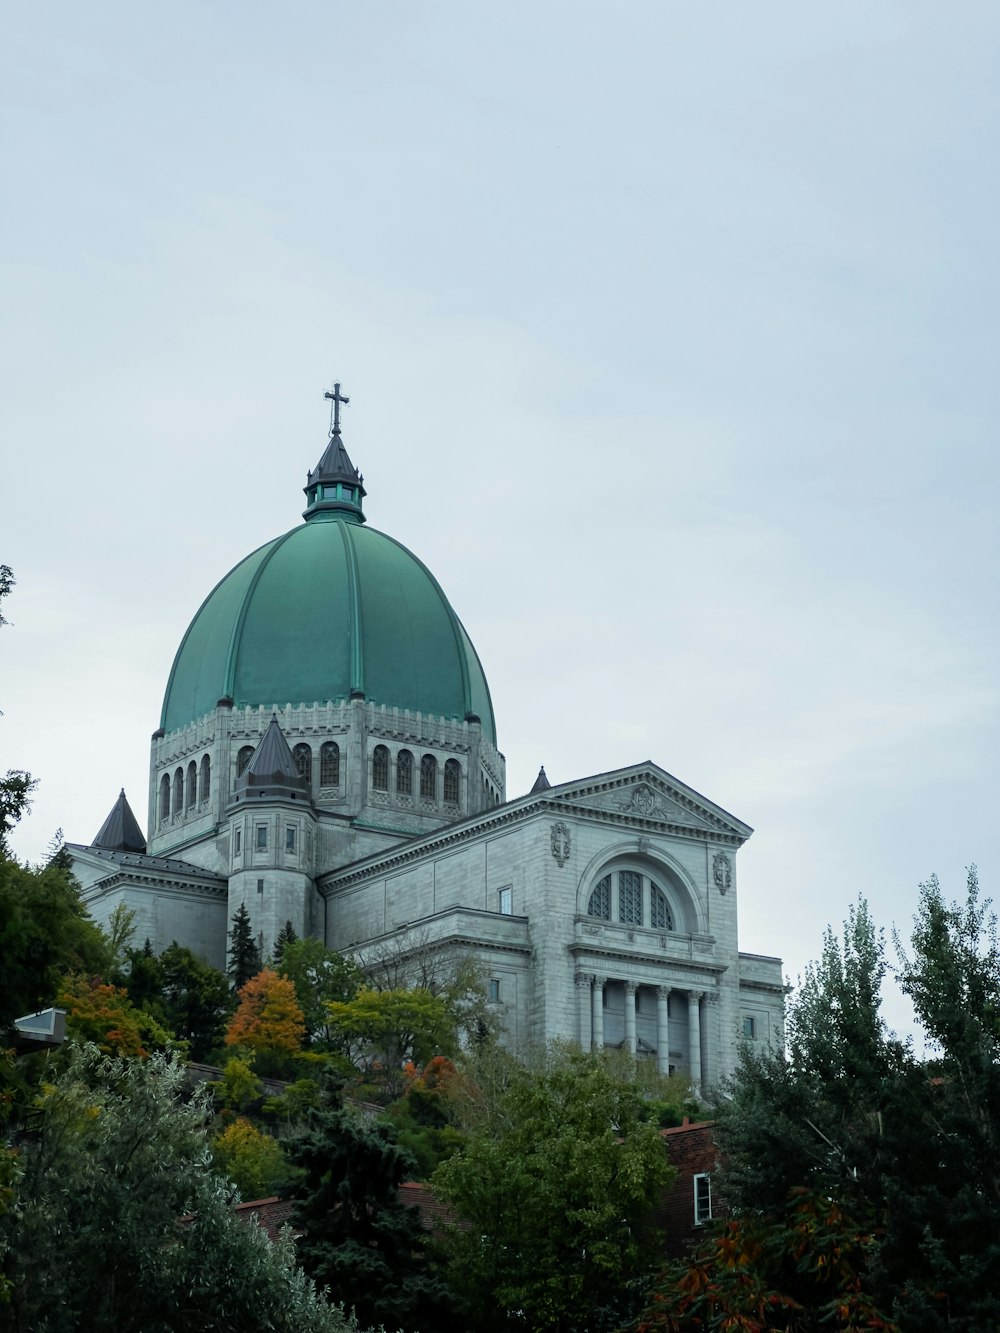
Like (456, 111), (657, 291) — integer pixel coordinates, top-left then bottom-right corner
(227, 902), (261, 992)
(285, 1075), (451, 1331)
(273, 919), (298, 965)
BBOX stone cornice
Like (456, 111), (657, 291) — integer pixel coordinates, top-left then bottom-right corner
(82, 868), (227, 901)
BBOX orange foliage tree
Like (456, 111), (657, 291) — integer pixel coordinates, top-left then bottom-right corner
(225, 969), (306, 1076)
(57, 974), (174, 1058)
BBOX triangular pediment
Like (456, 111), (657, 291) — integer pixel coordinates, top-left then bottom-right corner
(544, 764), (752, 841)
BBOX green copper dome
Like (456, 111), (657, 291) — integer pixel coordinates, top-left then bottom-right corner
(160, 412), (496, 742)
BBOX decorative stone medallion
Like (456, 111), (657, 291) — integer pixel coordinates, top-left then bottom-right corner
(551, 821), (571, 867)
(713, 851), (732, 894)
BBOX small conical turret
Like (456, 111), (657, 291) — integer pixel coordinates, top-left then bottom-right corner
(529, 765), (551, 794)
(92, 789), (146, 853)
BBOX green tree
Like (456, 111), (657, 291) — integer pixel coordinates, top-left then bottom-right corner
(278, 936), (362, 1047)
(213, 1116), (287, 1200)
(273, 919), (298, 965)
(325, 985), (457, 1099)
(285, 1075), (450, 1332)
(227, 902), (261, 991)
(432, 1047), (673, 1332)
(0, 1046), (359, 1333)
(157, 942), (231, 1061)
(0, 852), (111, 1027)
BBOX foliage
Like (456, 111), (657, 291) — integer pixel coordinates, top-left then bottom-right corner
(285, 1074), (451, 1332)
(263, 1075), (323, 1127)
(273, 918), (298, 964)
(214, 1054), (265, 1114)
(383, 1056), (464, 1177)
(432, 1046), (673, 1332)
(226, 968), (306, 1076)
(0, 1046), (359, 1332)
(710, 873), (1000, 1331)
(631, 1188), (897, 1333)
(213, 1115), (287, 1200)
(102, 902), (137, 968)
(0, 852), (111, 1027)
(57, 974), (175, 1057)
(325, 985), (457, 1099)
(0, 566), (37, 855)
(227, 901), (261, 991)
(278, 936), (362, 1046)
(157, 942), (231, 1061)
(360, 939), (502, 1049)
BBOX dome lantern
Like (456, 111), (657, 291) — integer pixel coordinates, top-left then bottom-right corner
(303, 381), (367, 523)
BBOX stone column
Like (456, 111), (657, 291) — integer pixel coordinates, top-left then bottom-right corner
(687, 990), (703, 1087)
(656, 986), (671, 1075)
(591, 975), (605, 1050)
(575, 973), (591, 1048)
(624, 981), (638, 1056)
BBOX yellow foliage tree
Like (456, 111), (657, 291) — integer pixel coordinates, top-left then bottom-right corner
(226, 969), (306, 1076)
(212, 1116), (286, 1200)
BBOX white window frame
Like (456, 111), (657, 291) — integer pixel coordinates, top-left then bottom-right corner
(694, 1173), (712, 1226)
(498, 886), (513, 915)
(742, 1014), (757, 1039)
(488, 978), (502, 1004)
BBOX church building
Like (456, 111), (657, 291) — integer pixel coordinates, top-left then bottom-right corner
(67, 386), (784, 1089)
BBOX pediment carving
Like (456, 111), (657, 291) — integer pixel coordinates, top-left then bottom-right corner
(563, 780), (720, 831)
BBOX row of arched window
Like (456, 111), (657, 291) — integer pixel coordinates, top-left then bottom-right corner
(587, 870), (675, 930)
(234, 741), (341, 790)
(370, 745), (461, 804)
(158, 754), (211, 824)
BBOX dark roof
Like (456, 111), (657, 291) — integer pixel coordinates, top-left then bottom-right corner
(92, 788), (146, 853)
(529, 765), (551, 794)
(238, 716), (309, 796)
(64, 843), (227, 883)
(234, 1196), (296, 1243)
(307, 433), (363, 489)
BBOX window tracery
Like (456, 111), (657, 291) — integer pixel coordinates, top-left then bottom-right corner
(320, 741), (340, 786)
(650, 881), (673, 930)
(159, 773), (170, 823)
(372, 745), (389, 791)
(444, 758), (460, 804)
(199, 753), (211, 803)
(237, 746), (254, 780)
(420, 753), (437, 800)
(619, 870), (643, 925)
(588, 874), (611, 919)
(186, 761), (197, 809)
(293, 743), (312, 789)
(173, 768), (183, 815)
(396, 749), (413, 795)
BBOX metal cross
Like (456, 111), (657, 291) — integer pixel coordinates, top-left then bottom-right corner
(324, 380), (350, 434)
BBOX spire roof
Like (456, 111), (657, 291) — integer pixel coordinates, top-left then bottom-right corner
(92, 789), (146, 853)
(303, 380), (366, 523)
(530, 765), (551, 794)
(233, 716), (311, 805)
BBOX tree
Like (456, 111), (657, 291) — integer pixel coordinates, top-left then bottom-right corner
(0, 1046), (359, 1333)
(213, 1116), (287, 1200)
(325, 985), (458, 1099)
(57, 974), (175, 1057)
(0, 851), (111, 1027)
(157, 942), (230, 1062)
(432, 1047), (673, 1332)
(707, 877), (1000, 1331)
(0, 567), (37, 853)
(226, 969), (306, 1076)
(227, 902), (261, 991)
(278, 936), (362, 1047)
(285, 1075), (451, 1332)
(273, 919), (298, 965)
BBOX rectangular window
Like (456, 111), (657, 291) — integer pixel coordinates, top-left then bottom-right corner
(742, 1015), (757, 1040)
(256, 824), (268, 851)
(498, 886), (512, 915)
(286, 825), (296, 852)
(488, 978), (501, 1004)
(256, 878), (264, 895)
(694, 1173), (712, 1225)
(234, 829), (242, 855)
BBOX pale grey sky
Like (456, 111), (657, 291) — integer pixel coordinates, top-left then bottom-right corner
(3, 2), (997, 1037)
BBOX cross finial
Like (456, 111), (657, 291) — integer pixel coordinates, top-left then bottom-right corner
(324, 380), (350, 435)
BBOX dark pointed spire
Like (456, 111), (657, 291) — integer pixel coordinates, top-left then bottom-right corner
(303, 379), (367, 523)
(530, 765), (551, 794)
(93, 788), (146, 853)
(240, 716), (308, 791)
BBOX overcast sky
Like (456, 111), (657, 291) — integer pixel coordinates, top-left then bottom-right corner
(3, 3), (997, 1039)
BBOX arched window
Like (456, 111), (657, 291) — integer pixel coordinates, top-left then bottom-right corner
(199, 753), (211, 803)
(173, 768), (184, 815)
(396, 748), (413, 795)
(186, 761), (197, 809)
(293, 743), (312, 789)
(588, 874), (611, 920)
(619, 870), (643, 925)
(420, 753), (437, 800)
(372, 745), (389, 791)
(320, 741), (340, 786)
(651, 881), (674, 930)
(444, 758), (460, 804)
(159, 773), (170, 824)
(237, 746), (254, 779)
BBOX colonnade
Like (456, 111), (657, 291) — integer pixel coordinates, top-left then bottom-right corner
(575, 973), (704, 1082)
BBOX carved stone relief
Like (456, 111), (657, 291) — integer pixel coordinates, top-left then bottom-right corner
(551, 821), (571, 867)
(713, 851), (732, 894)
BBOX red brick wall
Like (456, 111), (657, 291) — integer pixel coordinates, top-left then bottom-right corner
(654, 1119), (725, 1257)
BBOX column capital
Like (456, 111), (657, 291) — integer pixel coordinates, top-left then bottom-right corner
(656, 985), (672, 1000)
(687, 988), (704, 1002)
(574, 972), (592, 990)
(592, 973), (607, 989)
(624, 980), (639, 996)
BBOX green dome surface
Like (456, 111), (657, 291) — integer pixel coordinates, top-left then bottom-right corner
(160, 513), (496, 743)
